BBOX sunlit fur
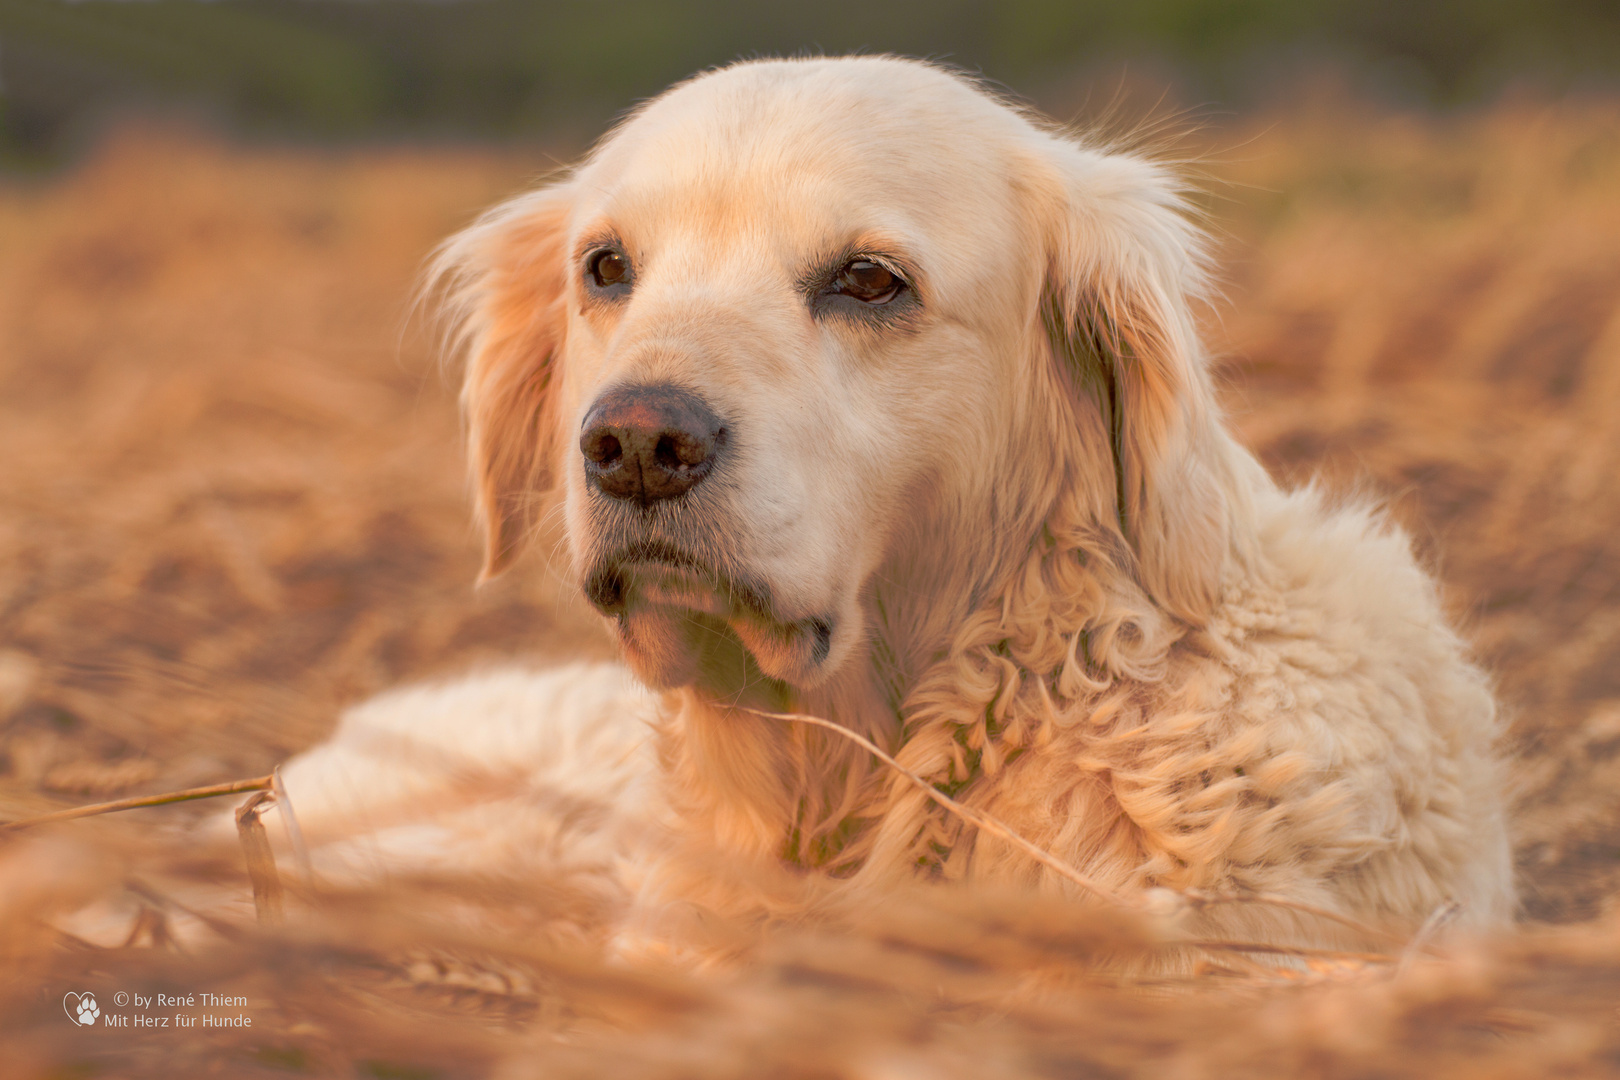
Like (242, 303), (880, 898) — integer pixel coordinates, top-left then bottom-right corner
(292, 56), (1512, 955)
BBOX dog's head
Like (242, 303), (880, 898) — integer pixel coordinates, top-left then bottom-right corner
(441, 57), (1240, 697)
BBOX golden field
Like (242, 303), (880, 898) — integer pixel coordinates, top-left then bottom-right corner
(1, 97), (1619, 1076)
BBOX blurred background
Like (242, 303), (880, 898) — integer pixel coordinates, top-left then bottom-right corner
(3, 0), (1619, 161)
(3, 0), (1620, 903)
(2, 3), (1620, 1075)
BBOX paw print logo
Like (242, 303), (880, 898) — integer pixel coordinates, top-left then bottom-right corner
(63, 992), (100, 1026)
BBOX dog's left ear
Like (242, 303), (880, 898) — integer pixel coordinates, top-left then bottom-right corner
(1038, 142), (1240, 622)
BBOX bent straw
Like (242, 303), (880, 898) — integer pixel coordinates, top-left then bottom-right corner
(235, 790), (285, 924)
(745, 706), (1407, 949)
(0, 775), (274, 832)
(272, 766), (315, 888)
(742, 707), (1129, 908)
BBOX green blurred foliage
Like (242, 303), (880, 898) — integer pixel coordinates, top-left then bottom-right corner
(0, 0), (1616, 156)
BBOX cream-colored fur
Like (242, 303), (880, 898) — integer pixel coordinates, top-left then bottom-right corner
(276, 663), (657, 891)
(278, 56), (1513, 953)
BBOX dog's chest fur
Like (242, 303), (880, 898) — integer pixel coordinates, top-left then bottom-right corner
(650, 485), (1513, 945)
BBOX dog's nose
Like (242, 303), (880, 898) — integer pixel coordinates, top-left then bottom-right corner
(579, 384), (725, 505)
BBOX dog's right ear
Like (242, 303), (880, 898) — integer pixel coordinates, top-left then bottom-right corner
(434, 183), (575, 579)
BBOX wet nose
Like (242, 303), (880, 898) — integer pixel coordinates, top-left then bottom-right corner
(579, 384), (725, 506)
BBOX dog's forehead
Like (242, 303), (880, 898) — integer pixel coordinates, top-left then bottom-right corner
(576, 59), (1035, 257)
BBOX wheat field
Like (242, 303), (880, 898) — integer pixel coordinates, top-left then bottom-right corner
(1, 97), (1618, 1077)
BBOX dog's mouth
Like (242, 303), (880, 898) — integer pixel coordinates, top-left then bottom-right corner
(583, 542), (834, 689)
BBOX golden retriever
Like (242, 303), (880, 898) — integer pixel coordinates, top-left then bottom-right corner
(275, 56), (1513, 956)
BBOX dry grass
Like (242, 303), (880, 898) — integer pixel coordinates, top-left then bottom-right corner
(1, 96), (1618, 1076)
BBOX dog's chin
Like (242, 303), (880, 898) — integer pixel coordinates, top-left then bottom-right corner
(589, 561), (840, 693)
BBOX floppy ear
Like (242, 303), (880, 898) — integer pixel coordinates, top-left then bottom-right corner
(434, 183), (575, 578)
(1039, 143), (1240, 622)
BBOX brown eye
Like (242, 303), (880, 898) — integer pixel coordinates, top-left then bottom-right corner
(835, 259), (901, 304)
(588, 249), (630, 290)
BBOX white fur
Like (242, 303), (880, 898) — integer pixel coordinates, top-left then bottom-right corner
(272, 663), (657, 899)
(275, 57), (1513, 956)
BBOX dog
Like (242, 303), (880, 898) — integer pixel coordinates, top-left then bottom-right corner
(275, 55), (1514, 956)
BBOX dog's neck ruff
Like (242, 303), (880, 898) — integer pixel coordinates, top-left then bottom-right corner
(654, 452), (1211, 889)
